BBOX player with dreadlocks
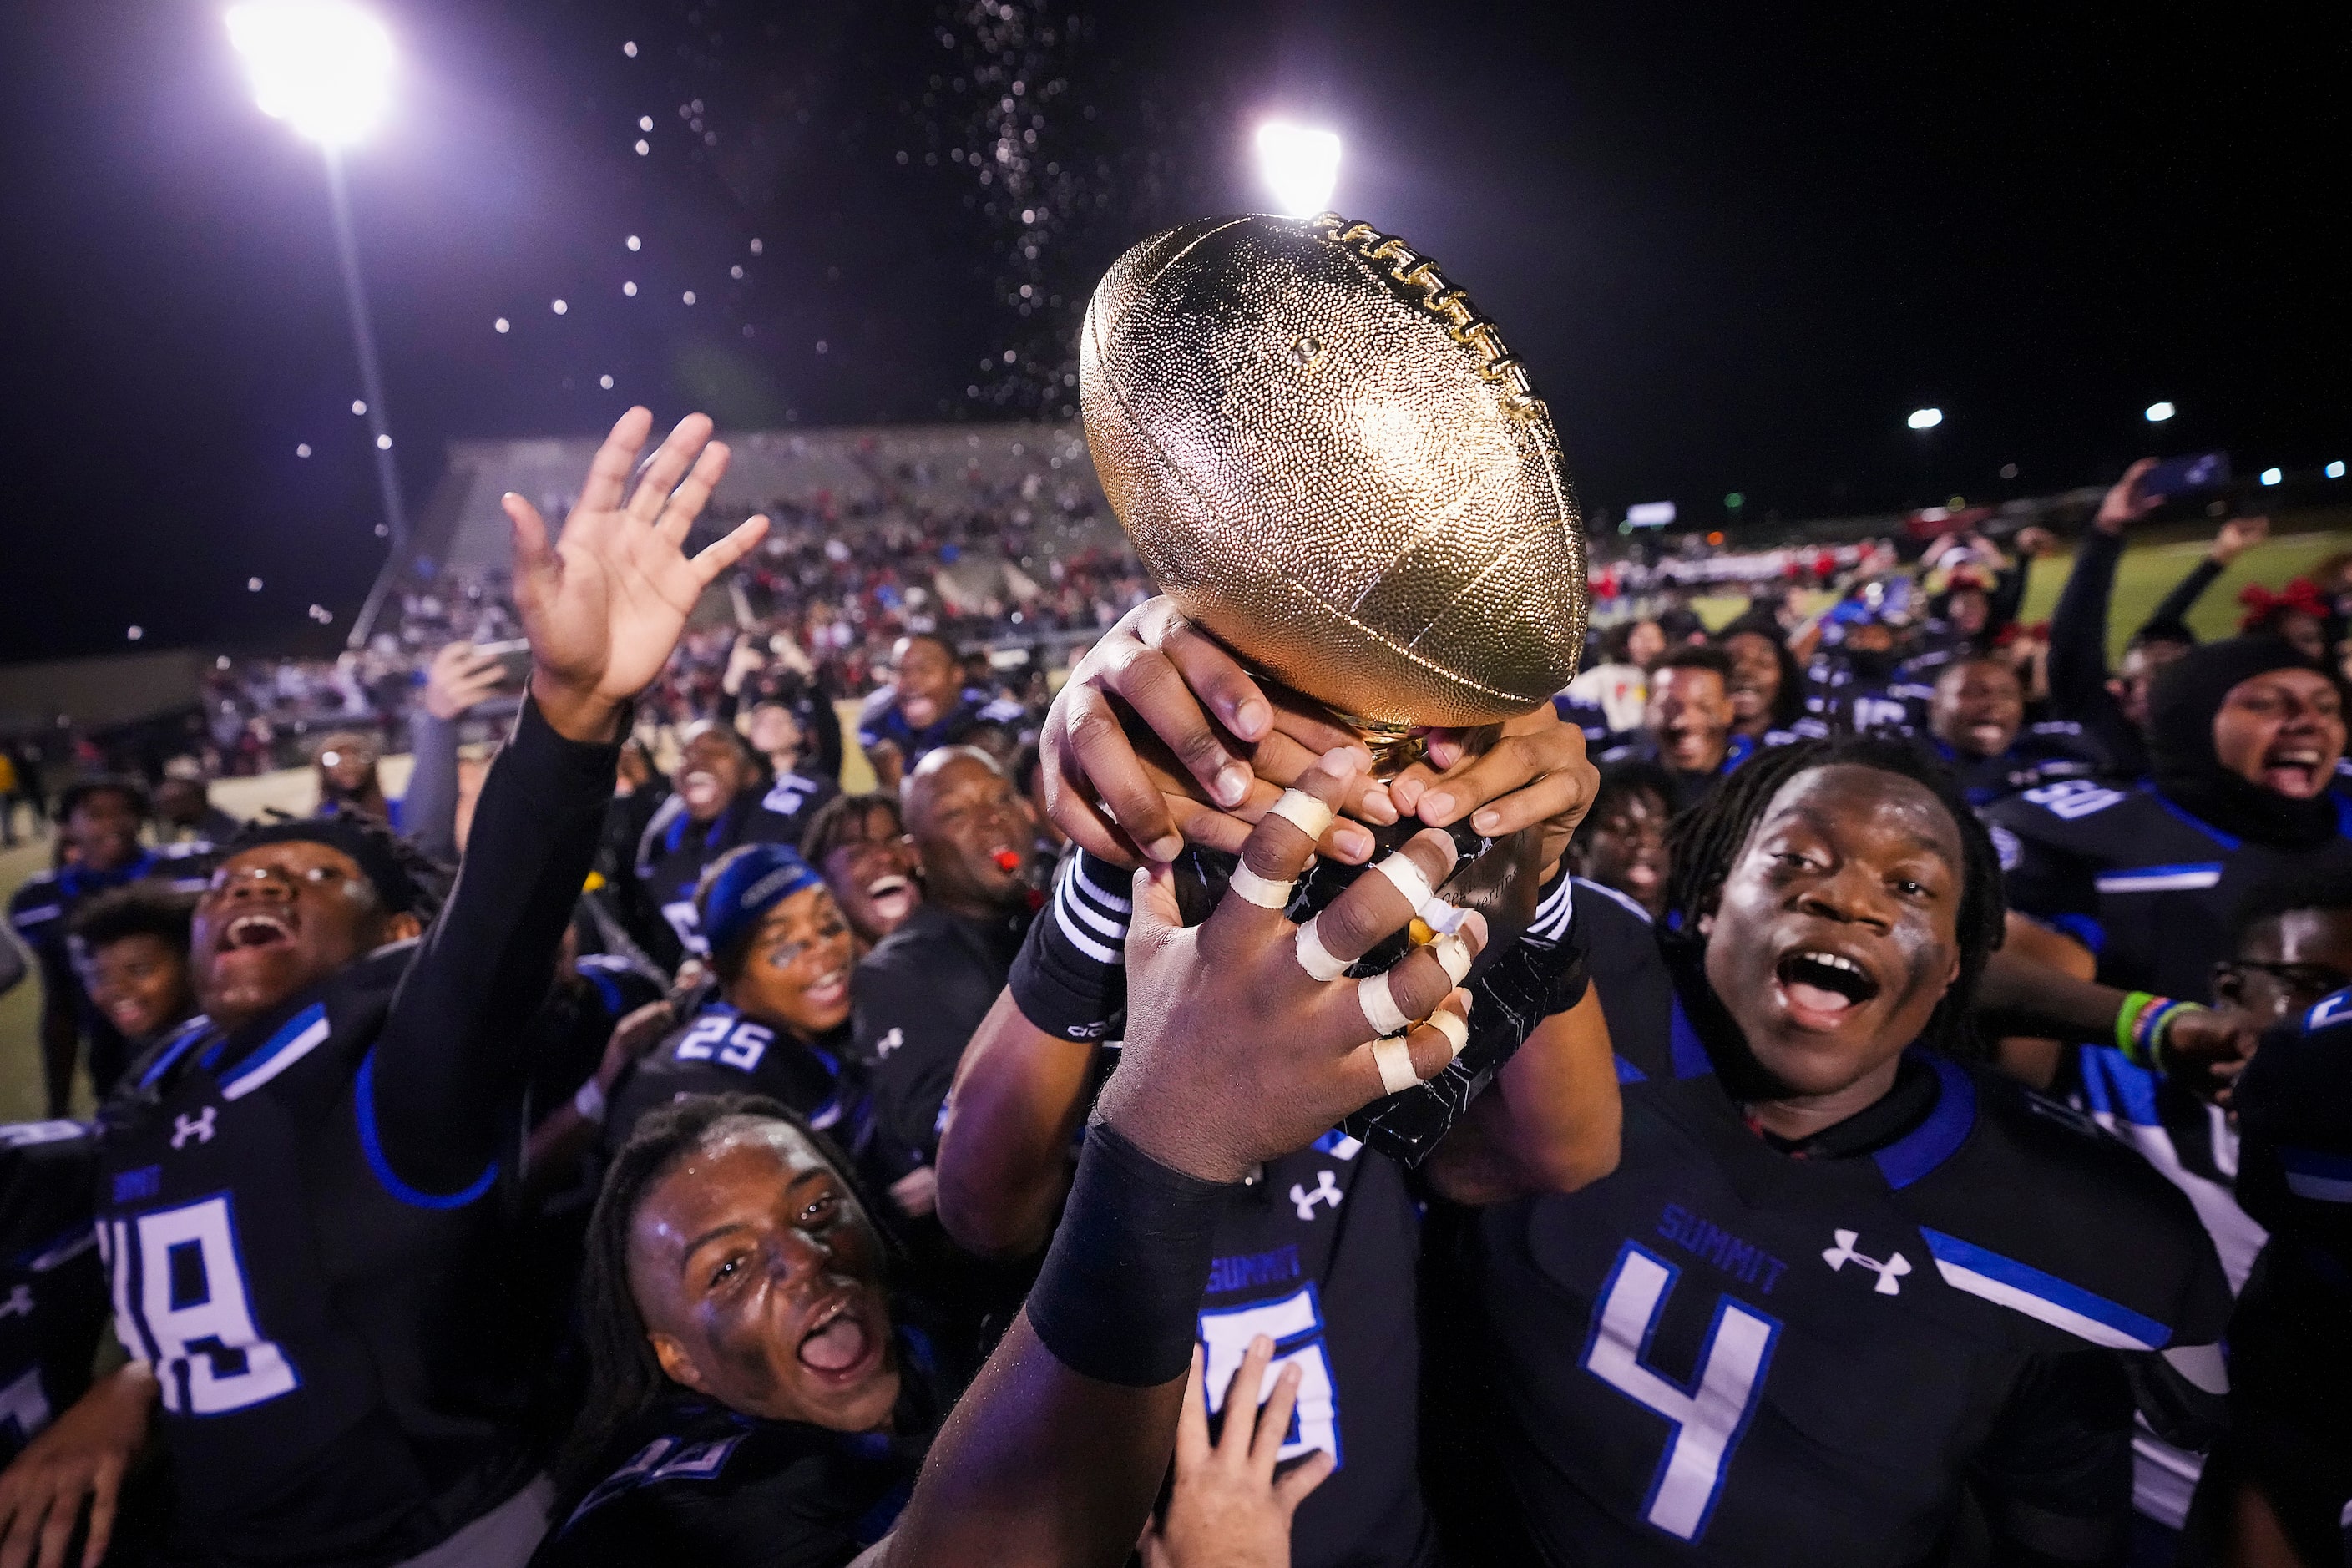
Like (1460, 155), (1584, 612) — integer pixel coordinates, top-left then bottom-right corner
(1437, 736), (2235, 1565)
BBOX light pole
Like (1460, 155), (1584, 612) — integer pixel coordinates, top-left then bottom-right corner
(226, 1), (406, 646)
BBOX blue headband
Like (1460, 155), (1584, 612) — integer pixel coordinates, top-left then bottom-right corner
(700, 844), (822, 957)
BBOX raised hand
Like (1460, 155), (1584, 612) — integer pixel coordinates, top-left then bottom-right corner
(1385, 702), (1599, 877)
(503, 408), (771, 741)
(1041, 598), (1381, 867)
(2095, 458), (2165, 535)
(1098, 748), (1484, 1185)
(2211, 514), (2270, 565)
(1142, 1340), (1333, 1568)
(420, 640), (506, 722)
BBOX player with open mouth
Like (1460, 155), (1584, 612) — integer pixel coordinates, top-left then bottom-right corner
(1433, 737), (2238, 1564)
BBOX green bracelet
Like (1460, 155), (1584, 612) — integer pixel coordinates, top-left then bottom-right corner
(2115, 990), (2156, 1057)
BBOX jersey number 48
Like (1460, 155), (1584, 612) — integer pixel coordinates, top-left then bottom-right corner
(1583, 1242), (1779, 1542)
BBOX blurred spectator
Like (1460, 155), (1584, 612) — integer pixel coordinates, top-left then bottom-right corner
(1714, 615), (1804, 744)
(66, 885), (199, 1051)
(312, 731), (395, 826)
(1563, 761), (1674, 918)
(154, 758), (242, 847)
(802, 792), (920, 953)
(857, 634), (987, 792)
(1601, 646), (1743, 812)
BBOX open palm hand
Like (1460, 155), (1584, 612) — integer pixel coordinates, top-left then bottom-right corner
(503, 407), (770, 740)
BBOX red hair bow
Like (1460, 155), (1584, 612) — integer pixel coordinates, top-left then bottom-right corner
(2238, 577), (2329, 630)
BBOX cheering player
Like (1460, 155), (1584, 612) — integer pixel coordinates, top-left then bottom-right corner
(1449, 738), (2232, 1564)
(0, 408), (770, 1568)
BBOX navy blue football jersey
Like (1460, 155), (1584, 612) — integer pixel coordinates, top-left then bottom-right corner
(631, 788), (812, 972)
(2213, 989), (2352, 1564)
(532, 1332), (945, 1568)
(90, 697), (616, 1565)
(1985, 780), (2352, 1004)
(0, 1120), (106, 1466)
(1929, 722), (2112, 811)
(1457, 948), (2232, 1564)
(605, 1000), (857, 1152)
(1802, 651), (1931, 737)
(1003, 842), (1599, 1568)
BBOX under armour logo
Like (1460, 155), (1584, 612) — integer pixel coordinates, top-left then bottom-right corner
(1822, 1228), (1910, 1295)
(1289, 1169), (1343, 1221)
(875, 1028), (903, 1060)
(0, 1286), (32, 1320)
(171, 1108), (217, 1149)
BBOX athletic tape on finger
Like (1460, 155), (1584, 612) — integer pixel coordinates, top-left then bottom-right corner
(1430, 1007), (1469, 1060)
(1358, 970), (1413, 1038)
(1266, 789), (1335, 842)
(1372, 1036), (1419, 1095)
(1433, 933), (1474, 985)
(1225, 864), (1295, 910)
(1295, 917), (1351, 983)
(1370, 852), (1435, 913)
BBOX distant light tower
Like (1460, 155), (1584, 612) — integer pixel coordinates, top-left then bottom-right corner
(2145, 401), (2177, 423)
(228, 1), (406, 645)
(1906, 407), (1944, 431)
(1256, 123), (1343, 216)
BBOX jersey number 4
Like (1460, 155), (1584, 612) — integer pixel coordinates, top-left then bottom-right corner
(675, 1015), (774, 1073)
(1583, 1242), (1779, 1541)
(101, 1196), (297, 1416)
(1198, 1287), (1342, 1468)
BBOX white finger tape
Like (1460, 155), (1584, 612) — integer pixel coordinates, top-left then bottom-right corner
(1358, 971), (1413, 1038)
(1417, 897), (1470, 937)
(1434, 932), (1474, 985)
(1371, 852), (1435, 913)
(1225, 864), (1295, 910)
(1372, 1036), (1419, 1095)
(1430, 1007), (1470, 1060)
(1295, 917), (1351, 983)
(1267, 788), (1336, 842)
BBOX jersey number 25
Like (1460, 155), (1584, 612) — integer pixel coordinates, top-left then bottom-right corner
(1583, 1242), (1779, 1542)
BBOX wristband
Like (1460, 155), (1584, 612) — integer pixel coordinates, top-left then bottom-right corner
(2113, 991), (2158, 1060)
(1026, 1120), (1231, 1387)
(2137, 999), (2207, 1074)
(573, 1077), (608, 1125)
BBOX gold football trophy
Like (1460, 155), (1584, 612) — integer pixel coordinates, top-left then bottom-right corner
(1079, 210), (1588, 740)
(1077, 211), (1591, 1161)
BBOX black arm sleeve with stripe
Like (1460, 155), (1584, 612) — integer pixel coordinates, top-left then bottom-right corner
(371, 696), (620, 1192)
(1007, 848), (1132, 1041)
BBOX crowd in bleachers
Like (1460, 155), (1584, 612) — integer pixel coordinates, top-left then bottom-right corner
(3, 430), (2351, 1568)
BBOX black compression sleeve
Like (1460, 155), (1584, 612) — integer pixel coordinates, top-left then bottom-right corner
(1008, 849), (1132, 1040)
(2144, 557), (2224, 636)
(370, 695), (620, 1193)
(2045, 529), (2124, 725)
(1025, 1120), (1229, 1386)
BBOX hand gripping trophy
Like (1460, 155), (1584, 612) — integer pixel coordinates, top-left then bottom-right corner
(1078, 211), (1591, 1160)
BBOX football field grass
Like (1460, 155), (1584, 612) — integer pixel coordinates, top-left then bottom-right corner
(1, 526), (2344, 1123)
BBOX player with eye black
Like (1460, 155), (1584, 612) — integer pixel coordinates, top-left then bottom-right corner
(0, 410), (772, 1568)
(603, 844), (862, 1153)
(1440, 737), (2231, 1566)
(936, 598), (1620, 1568)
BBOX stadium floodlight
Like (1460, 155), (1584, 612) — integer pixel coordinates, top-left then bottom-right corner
(1256, 123), (1342, 217)
(2327, 461), (2345, 479)
(227, 2), (394, 148)
(1626, 501), (1677, 527)
(229, 0), (408, 646)
(2145, 401), (2176, 423)
(2260, 467), (2284, 486)
(1907, 407), (1944, 431)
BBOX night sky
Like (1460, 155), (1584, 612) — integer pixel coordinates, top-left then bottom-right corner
(2, 0), (2343, 663)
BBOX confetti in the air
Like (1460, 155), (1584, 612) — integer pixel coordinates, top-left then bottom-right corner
(248, 578), (263, 591)
(682, 290), (696, 305)
(351, 399), (367, 415)
(626, 235), (641, 250)
(295, 443), (311, 458)
(622, 40), (637, 57)
(552, 299), (568, 314)
(375, 433), (392, 450)
(127, 626), (143, 640)
(623, 281), (637, 296)
(638, 116), (653, 132)
(635, 139), (649, 155)
(599, 374), (614, 389)
(494, 317), (510, 332)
